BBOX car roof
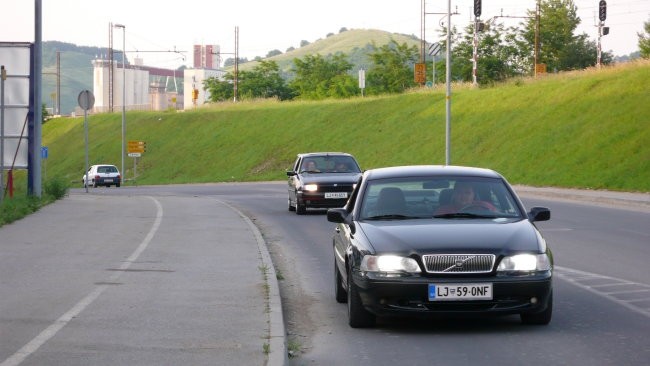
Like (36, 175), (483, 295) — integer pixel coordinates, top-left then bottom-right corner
(91, 164), (118, 169)
(297, 152), (355, 158)
(363, 165), (504, 180)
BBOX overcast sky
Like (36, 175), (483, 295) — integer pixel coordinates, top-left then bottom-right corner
(2, 0), (648, 69)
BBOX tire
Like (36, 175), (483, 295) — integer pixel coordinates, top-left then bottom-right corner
(334, 261), (347, 303)
(347, 269), (375, 328)
(92, 181), (98, 188)
(296, 201), (306, 215)
(116, 183), (121, 188)
(521, 293), (553, 325)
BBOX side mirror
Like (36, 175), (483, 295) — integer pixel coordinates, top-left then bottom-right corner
(528, 207), (550, 222)
(286, 170), (296, 177)
(327, 208), (347, 223)
(328, 208), (355, 234)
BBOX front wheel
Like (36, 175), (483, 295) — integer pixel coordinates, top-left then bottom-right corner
(347, 269), (375, 328)
(521, 293), (553, 325)
(288, 198), (295, 211)
(296, 200), (306, 215)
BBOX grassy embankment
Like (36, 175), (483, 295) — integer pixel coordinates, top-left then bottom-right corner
(40, 60), (648, 191)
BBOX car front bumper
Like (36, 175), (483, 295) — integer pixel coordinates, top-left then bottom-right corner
(297, 192), (350, 209)
(352, 271), (553, 317)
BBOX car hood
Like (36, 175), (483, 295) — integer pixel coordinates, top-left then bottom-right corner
(357, 218), (543, 255)
(299, 173), (360, 184)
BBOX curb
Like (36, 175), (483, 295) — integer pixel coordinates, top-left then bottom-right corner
(217, 200), (287, 366)
(513, 185), (650, 213)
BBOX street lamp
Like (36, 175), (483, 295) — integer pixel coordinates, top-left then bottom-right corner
(113, 23), (126, 181)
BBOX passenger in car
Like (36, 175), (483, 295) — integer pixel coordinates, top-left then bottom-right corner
(335, 162), (349, 172)
(434, 182), (496, 215)
(303, 160), (320, 172)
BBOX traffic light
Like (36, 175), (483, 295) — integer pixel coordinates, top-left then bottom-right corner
(477, 22), (486, 32)
(192, 88), (199, 100)
(474, 0), (482, 18)
(602, 27), (610, 36)
(599, 0), (607, 21)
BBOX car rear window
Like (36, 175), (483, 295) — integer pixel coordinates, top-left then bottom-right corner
(98, 166), (118, 173)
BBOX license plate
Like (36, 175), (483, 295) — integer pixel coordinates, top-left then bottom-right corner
(428, 283), (492, 301)
(104, 179), (113, 183)
(324, 192), (347, 199)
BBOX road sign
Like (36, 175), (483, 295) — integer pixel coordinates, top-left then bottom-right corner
(77, 90), (95, 111)
(127, 140), (146, 153)
(428, 42), (442, 57)
(41, 146), (48, 159)
(128, 152), (141, 158)
(414, 63), (426, 83)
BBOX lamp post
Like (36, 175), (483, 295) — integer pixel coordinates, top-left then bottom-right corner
(113, 23), (126, 180)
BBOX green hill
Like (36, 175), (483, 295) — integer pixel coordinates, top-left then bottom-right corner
(244, 29), (421, 74)
(40, 60), (650, 192)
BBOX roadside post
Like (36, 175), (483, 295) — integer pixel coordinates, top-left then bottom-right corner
(78, 90), (94, 193)
(127, 140), (146, 186)
(358, 69), (365, 97)
(41, 146), (48, 181)
(1, 65), (5, 204)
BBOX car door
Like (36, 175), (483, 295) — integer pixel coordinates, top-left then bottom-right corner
(287, 157), (302, 204)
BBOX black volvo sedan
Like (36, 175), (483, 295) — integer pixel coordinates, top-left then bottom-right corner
(327, 165), (553, 327)
(287, 152), (362, 215)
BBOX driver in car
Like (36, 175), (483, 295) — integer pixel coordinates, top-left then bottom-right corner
(435, 182), (496, 215)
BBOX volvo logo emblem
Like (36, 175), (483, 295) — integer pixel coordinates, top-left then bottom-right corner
(455, 260), (464, 268)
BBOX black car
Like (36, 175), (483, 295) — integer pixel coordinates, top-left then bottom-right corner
(327, 165), (553, 328)
(287, 152), (362, 215)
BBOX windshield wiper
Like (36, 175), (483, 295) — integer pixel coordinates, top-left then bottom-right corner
(433, 212), (494, 219)
(300, 170), (321, 174)
(364, 214), (421, 220)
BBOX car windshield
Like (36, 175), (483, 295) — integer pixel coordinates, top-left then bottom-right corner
(300, 156), (361, 174)
(359, 176), (522, 220)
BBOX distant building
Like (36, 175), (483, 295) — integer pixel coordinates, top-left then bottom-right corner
(184, 68), (226, 108)
(91, 57), (183, 113)
(185, 44), (227, 109)
(193, 44), (221, 69)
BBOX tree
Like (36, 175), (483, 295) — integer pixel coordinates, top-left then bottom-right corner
(203, 74), (234, 102)
(266, 49), (282, 58)
(239, 60), (293, 100)
(366, 40), (419, 94)
(300, 40), (310, 47)
(289, 53), (356, 99)
(516, 0), (607, 72)
(639, 18), (650, 58)
(204, 60), (293, 102)
(223, 57), (248, 67)
(452, 22), (520, 84)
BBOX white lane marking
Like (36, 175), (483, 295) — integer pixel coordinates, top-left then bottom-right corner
(555, 265), (650, 319)
(1, 197), (163, 366)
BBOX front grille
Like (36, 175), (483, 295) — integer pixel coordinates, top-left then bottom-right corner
(422, 254), (495, 274)
(319, 183), (354, 193)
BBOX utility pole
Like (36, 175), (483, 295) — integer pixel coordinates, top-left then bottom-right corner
(234, 26), (239, 102)
(534, 0), (540, 77)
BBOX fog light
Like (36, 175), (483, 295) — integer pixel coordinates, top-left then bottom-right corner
(530, 297), (538, 304)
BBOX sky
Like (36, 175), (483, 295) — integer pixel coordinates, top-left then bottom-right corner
(1, 0), (648, 70)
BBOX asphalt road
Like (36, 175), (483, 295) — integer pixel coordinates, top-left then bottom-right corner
(201, 182), (650, 366)
(2, 182), (649, 366)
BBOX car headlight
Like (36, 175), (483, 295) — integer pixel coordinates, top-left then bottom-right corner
(361, 255), (421, 273)
(303, 184), (318, 192)
(497, 253), (551, 272)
